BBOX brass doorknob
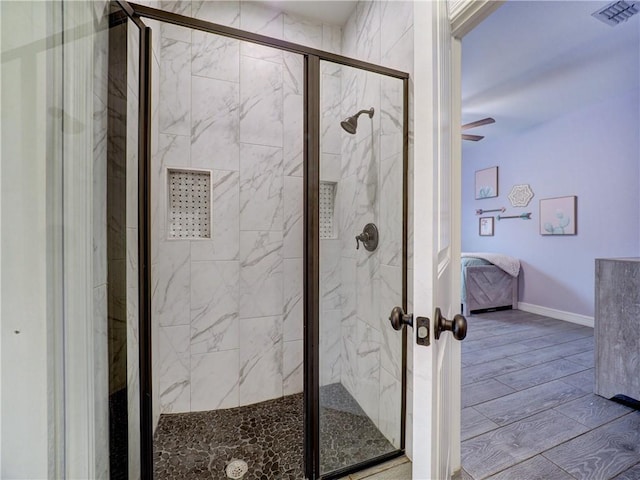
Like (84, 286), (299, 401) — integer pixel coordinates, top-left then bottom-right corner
(434, 307), (467, 341)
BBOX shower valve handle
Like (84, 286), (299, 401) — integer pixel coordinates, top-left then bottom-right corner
(355, 232), (369, 250)
(354, 223), (379, 252)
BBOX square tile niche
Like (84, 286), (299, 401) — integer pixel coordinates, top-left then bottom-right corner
(167, 168), (212, 240)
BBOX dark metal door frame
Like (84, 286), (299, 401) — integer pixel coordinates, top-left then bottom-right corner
(112, 3), (409, 479)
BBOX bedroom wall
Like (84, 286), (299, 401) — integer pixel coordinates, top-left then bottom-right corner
(461, 88), (640, 319)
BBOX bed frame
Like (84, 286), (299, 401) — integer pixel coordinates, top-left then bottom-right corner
(463, 264), (518, 316)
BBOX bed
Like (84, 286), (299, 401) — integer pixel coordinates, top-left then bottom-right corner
(461, 252), (520, 316)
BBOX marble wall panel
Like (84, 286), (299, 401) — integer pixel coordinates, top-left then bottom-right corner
(191, 349), (239, 410)
(239, 315), (283, 405)
(283, 258), (303, 342)
(158, 325), (190, 412)
(191, 75), (239, 170)
(159, 37), (190, 135)
(239, 231), (283, 318)
(190, 170), (240, 261)
(239, 144), (283, 231)
(239, 56), (283, 147)
(283, 339), (304, 395)
(283, 175), (303, 258)
(190, 260), (239, 354)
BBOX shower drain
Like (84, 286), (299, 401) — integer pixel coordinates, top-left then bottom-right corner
(225, 459), (248, 479)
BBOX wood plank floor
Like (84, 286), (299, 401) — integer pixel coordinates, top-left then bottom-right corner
(461, 309), (640, 480)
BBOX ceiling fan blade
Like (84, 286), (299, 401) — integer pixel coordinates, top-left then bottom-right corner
(461, 117), (496, 131)
(462, 134), (484, 141)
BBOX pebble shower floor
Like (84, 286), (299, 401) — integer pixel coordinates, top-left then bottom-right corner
(153, 384), (395, 479)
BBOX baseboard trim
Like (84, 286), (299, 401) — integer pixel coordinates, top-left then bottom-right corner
(517, 302), (594, 328)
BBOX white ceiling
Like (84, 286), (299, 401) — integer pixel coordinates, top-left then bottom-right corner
(262, 0), (357, 26)
(462, 0), (639, 140)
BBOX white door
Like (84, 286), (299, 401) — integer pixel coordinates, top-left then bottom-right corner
(410, 1), (504, 478)
(411, 1), (463, 479)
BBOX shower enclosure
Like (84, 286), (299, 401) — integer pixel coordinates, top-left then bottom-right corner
(109, 2), (409, 479)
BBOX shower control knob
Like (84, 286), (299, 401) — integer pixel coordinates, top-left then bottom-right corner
(355, 223), (379, 252)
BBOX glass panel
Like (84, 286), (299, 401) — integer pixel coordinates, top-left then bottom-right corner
(106, 6), (140, 478)
(148, 21), (305, 479)
(319, 60), (405, 475)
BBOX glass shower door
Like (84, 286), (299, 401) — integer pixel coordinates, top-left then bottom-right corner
(318, 60), (405, 476)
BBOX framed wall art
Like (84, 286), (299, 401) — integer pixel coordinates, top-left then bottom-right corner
(540, 196), (577, 235)
(475, 166), (498, 199)
(479, 216), (494, 236)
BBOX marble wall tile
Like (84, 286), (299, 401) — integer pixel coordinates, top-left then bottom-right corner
(283, 93), (303, 177)
(321, 153), (341, 183)
(378, 153), (402, 267)
(355, 0), (381, 64)
(340, 68), (358, 178)
(192, 31), (239, 83)
(239, 144), (283, 231)
(356, 253), (379, 328)
(240, 2), (283, 63)
(190, 260), (239, 354)
(239, 56), (283, 147)
(239, 315), (283, 405)
(283, 339), (303, 395)
(192, 0), (240, 26)
(320, 309), (342, 386)
(341, 7), (358, 58)
(153, 240), (190, 326)
(379, 264), (403, 380)
(321, 240), (342, 311)
(321, 74), (342, 155)
(340, 257), (357, 338)
(191, 349), (239, 410)
(283, 13), (322, 49)
(93, 284), (109, 479)
(380, 76), (403, 161)
(283, 175), (303, 258)
(191, 75), (239, 170)
(355, 317), (381, 424)
(322, 24), (342, 56)
(239, 231), (283, 318)
(283, 52), (303, 97)
(283, 258), (303, 342)
(158, 325), (191, 413)
(380, 1), (413, 60)
(381, 27), (414, 75)
(160, 1), (191, 43)
(127, 22), (140, 97)
(190, 170), (240, 261)
(159, 37), (191, 135)
(337, 175), (357, 259)
(379, 368), (402, 447)
(341, 337), (358, 400)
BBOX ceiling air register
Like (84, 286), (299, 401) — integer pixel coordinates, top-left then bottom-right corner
(592, 1), (638, 26)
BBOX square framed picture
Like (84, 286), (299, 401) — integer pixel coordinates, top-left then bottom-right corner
(479, 216), (494, 236)
(475, 166), (498, 199)
(540, 196), (577, 235)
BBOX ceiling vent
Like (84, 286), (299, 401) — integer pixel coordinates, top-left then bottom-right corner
(592, 1), (638, 26)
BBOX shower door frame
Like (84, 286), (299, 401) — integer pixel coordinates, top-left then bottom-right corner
(118, 3), (410, 479)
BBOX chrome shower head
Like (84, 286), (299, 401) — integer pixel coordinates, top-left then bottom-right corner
(340, 107), (375, 134)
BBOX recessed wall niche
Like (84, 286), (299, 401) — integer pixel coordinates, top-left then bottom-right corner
(319, 181), (337, 239)
(167, 168), (212, 239)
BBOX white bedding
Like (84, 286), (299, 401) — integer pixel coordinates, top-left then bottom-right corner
(461, 252), (520, 277)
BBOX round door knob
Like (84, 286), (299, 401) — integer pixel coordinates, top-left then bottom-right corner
(389, 306), (413, 330)
(434, 307), (467, 341)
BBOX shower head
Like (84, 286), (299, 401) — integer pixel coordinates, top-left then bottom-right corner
(340, 107), (375, 134)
